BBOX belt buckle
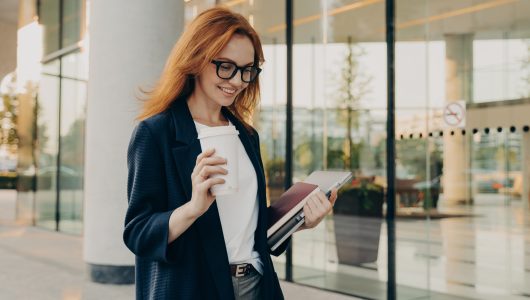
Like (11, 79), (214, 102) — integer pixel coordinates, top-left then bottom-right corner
(235, 264), (247, 278)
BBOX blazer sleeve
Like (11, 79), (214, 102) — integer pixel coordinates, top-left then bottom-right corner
(252, 128), (291, 257)
(123, 121), (183, 264)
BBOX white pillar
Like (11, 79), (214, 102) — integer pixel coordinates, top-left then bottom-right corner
(84, 0), (184, 283)
(443, 34), (473, 205)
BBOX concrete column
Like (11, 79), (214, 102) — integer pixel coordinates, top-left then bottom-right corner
(84, 0), (184, 283)
(443, 34), (473, 205)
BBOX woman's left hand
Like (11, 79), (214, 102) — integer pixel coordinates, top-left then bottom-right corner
(300, 188), (338, 230)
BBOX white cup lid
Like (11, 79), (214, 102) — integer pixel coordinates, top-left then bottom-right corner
(197, 125), (239, 139)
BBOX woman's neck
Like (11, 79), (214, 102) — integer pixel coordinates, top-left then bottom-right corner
(187, 92), (229, 126)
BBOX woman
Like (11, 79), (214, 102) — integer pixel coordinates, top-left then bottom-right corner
(124, 7), (337, 300)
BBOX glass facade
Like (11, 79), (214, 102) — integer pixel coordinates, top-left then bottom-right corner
(17, 0), (87, 234)
(57, 51), (87, 234)
(40, 0), (61, 56)
(393, 1), (530, 298)
(40, 0), (84, 56)
(289, 2), (388, 297)
(35, 67), (60, 230)
(185, 0), (530, 299)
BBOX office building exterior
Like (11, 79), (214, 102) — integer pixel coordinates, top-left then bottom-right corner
(2, 0), (530, 298)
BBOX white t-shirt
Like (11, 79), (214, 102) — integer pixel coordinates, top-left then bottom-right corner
(193, 120), (263, 274)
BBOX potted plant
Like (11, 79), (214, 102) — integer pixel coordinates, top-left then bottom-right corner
(333, 177), (384, 266)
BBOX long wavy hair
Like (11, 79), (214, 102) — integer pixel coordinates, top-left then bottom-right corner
(138, 7), (264, 134)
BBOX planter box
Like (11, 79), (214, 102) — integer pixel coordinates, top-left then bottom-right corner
(334, 215), (382, 265)
(333, 183), (384, 266)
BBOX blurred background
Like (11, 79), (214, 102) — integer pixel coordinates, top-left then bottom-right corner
(1, 0), (530, 299)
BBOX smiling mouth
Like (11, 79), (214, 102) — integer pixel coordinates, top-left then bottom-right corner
(218, 86), (236, 95)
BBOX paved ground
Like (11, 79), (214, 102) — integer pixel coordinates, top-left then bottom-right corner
(0, 190), (358, 300)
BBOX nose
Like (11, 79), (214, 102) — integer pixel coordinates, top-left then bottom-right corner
(228, 69), (244, 87)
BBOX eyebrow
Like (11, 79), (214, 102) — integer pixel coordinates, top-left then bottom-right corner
(216, 57), (254, 66)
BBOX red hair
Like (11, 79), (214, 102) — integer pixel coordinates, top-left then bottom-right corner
(138, 7), (264, 134)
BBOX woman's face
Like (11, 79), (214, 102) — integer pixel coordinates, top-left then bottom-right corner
(195, 34), (255, 107)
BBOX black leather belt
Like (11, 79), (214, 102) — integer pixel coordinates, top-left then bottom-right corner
(230, 263), (255, 278)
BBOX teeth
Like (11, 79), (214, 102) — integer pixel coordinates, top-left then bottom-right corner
(220, 87), (235, 94)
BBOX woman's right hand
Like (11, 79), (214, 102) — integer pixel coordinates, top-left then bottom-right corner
(189, 148), (227, 217)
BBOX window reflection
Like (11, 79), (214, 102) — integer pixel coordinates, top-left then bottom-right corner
(31, 50), (87, 234)
(40, 0), (60, 56)
(35, 72), (60, 230)
(59, 76), (86, 234)
(62, 0), (84, 48)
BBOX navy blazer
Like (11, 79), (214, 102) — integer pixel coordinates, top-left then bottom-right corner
(124, 98), (290, 300)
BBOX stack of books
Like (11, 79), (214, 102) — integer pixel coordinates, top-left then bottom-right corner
(267, 182), (320, 252)
(266, 171), (353, 252)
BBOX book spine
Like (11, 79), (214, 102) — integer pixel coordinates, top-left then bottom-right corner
(268, 211), (305, 252)
(267, 187), (319, 237)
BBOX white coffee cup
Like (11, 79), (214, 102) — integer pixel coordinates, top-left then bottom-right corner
(197, 125), (239, 196)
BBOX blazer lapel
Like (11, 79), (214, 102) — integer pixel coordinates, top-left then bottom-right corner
(170, 99), (200, 202)
(170, 99), (234, 299)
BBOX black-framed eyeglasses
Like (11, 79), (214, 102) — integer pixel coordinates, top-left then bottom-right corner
(211, 60), (261, 83)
